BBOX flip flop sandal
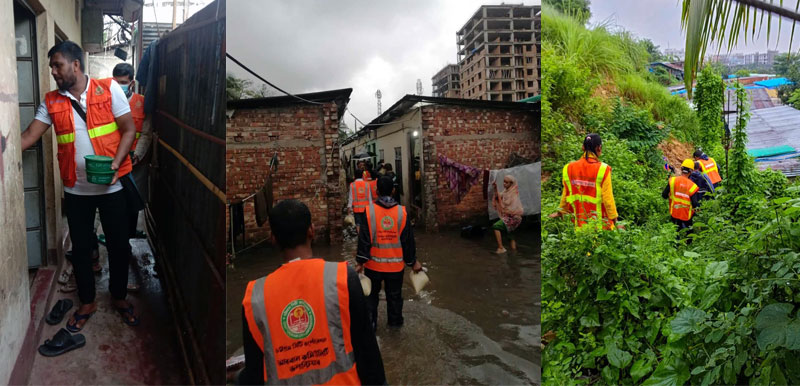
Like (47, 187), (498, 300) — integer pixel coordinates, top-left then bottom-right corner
(38, 328), (86, 357)
(57, 264), (73, 284)
(127, 282), (140, 292)
(45, 299), (73, 325)
(116, 304), (140, 327)
(97, 234), (107, 246)
(134, 230), (147, 239)
(65, 311), (94, 333)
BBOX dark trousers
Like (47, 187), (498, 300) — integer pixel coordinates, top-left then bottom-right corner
(364, 268), (404, 331)
(354, 211), (367, 231)
(671, 217), (693, 243)
(65, 191), (131, 304)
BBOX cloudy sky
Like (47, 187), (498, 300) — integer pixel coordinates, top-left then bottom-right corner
(226, 0), (540, 131)
(590, 0), (799, 55)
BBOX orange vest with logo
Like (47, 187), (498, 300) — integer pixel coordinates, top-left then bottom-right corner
(350, 180), (373, 213)
(45, 78), (132, 188)
(669, 176), (698, 221)
(365, 203), (406, 272)
(562, 157), (614, 230)
(129, 93), (145, 151)
(242, 259), (360, 385)
(699, 158), (721, 184)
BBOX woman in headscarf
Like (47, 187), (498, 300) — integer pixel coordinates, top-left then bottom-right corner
(492, 174), (524, 254)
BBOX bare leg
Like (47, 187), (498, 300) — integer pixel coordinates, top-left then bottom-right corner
(510, 239), (517, 251)
(494, 230), (507, 253)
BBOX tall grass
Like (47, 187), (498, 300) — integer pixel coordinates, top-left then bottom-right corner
(542, 7), (649, 79)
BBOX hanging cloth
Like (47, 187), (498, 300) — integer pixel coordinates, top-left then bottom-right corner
(438, 155), (482, 204)
(231, 201), (245, 238)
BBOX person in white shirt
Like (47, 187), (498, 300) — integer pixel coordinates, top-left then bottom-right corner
(21, 41), (139, 331)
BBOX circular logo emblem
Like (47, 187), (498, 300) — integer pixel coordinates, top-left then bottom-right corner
(95, 86), (104, 95)
(281, 299), (315, 339)
(381, 215), (394, 230)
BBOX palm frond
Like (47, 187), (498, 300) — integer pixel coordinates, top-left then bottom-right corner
(682, 0), (800, 98)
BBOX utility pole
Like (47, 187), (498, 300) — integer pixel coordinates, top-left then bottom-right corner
(172, 0), (177, 29)
(184, 0), (189, 22)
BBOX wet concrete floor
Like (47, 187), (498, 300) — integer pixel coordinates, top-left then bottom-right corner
(28, 215), (185, 385)
(226, 224), (541, 385)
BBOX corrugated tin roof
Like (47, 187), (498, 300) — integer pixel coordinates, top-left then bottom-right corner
(726, 105), (800, 176)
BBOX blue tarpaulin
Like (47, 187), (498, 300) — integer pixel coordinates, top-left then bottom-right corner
(753, 77), (794, 89)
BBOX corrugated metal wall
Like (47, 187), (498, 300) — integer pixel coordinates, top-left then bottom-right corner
(146, 0), (225, 383)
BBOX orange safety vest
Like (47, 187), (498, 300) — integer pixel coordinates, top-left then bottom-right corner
(668, 176), (698, 221)
(129, 93), (145, 151)
(350, 179), (373, 213)
(45, 78), (132, 188)
(242, 259), (360, 385)
(368, 179), (378, 200)
(562, 157), (614, 230)
(364, 203), (406, 272)
(698, 158), (721, 185)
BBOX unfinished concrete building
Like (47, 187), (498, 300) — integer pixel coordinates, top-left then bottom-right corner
(457, 4), (541, 102)
(431, 64), (461, 98)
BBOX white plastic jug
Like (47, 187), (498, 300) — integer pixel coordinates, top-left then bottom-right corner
(408, 268), (429, 294)
(359, 273), (372, 296)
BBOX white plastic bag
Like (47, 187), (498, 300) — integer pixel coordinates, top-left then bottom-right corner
(408, 268), (429, 294)
(359, 273), (372, 296)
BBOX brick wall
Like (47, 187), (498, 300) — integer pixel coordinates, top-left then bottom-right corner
(226, 102), (343, 246)
(420, 105), (539, 229)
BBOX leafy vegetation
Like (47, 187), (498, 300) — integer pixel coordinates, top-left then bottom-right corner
(693, 66), (725, 154)
(543, 0), (592, 24)
(543, 8), (800, 385)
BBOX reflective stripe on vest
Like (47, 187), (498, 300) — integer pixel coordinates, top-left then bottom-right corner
(562, 160), (608, 228)
(87, 121), (118, 139)
(246, 262), (358, 385)
(366, 204), (406, 271)
(57, 133), (75, 144)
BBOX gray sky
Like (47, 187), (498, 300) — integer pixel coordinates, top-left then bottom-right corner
(589, 0), (799, 56)
(227, 0), (540, 131)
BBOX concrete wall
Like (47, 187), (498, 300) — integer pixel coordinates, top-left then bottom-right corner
(420, 105), (538, 229)
(373, 109), (422, 207)
(0, 2), (31, 382)
(227, 102), (344, 245)
(34, 0), (83, 265)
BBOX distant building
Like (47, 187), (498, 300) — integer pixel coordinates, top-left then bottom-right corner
(432, 64), (461, 98)
(341, 95), (539, 229)
(664, 48), (685, 60)
(710, 50), (780, 68)
(457, 4), (540, 102)
(649, 61), (684, 81)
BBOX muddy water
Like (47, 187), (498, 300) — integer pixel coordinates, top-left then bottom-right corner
(226, 225), (541, 385)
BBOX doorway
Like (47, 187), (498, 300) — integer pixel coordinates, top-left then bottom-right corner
(15, 1), (47, 268)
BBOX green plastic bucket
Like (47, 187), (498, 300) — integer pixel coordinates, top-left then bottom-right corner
(84, 155), (113, 172)
(84, 155), (115, 184)
(86, 170), (116, 184)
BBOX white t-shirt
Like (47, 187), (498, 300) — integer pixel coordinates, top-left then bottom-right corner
(35, 76), (131, 196)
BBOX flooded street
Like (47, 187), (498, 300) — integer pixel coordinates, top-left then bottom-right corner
(226, 223), (541, 385)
